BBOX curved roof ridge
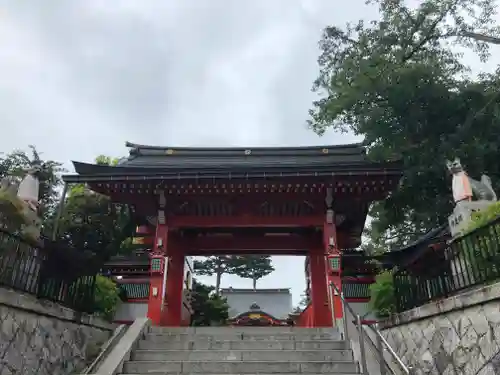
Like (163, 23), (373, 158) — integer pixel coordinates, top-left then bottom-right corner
(125, 141), (364, 151)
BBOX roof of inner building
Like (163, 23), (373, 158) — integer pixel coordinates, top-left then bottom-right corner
(340, 224), (450, 272)
(63, 141), (403, 182)
(103, 251), (150, 267)
(389, 223), (449, 253)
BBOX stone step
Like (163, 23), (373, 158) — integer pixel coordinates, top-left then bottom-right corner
(121, 374), (359, 375)
(137, 339), (349, 351)
(132, 349), (354, 362)
(143, 332), (339, 342)
(122, 360), (359, 374)
(149, 326), (339, 334)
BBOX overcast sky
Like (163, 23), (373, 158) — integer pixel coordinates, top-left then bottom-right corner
(1, 1), (498, 307)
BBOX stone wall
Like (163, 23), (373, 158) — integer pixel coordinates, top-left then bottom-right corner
(380, 282), (500, 375)
(0, 287), (114, 375)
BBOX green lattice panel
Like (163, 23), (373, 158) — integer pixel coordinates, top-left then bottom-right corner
(151, 258), (162, 272)
(119, 283), (150, 299)
(330, 257), (340, 271)
(343, 283), (370, 298)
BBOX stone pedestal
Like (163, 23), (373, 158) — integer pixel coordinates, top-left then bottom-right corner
(448, 200), (494, 237)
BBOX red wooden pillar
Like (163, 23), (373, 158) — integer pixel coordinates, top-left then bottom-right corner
(324, 218), (342, 325)
(163, 245), (185, 326)
(309, 247), (333, 327)
(324, 188), (342, 326)
(147, 222), (168, 325)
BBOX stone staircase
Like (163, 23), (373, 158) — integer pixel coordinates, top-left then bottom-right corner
(120, 326), (360, 374)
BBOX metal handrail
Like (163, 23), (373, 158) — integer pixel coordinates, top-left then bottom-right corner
(330, 282), (411, 375)
(368, 324), (411, 374)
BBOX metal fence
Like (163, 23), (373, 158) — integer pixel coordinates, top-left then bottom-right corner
(0, 228), (99, 313)
(394, 216), (500, 312)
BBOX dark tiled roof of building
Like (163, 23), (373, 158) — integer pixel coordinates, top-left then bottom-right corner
(104, 251), (150, 267)
(343, 282), (371, 298)
(339, 224), (451, 273)
(118, 282), (150, 299)
(389, 223), (450, 253)
(65, 141), (402, 181)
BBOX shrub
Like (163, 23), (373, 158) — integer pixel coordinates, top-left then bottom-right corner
(93, 275), (121, 321)
(457, 201), (500, 282)
(0, 188), (40, 241)
(369, 270), (396, 318)
(190, 279), (229, 326)
(466, 201), (500, 233)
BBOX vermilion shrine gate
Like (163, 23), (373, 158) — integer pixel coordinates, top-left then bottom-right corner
(61, 142), (402, 327)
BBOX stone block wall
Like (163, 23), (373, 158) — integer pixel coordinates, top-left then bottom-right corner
(0, 287), (114, 375)
(380, 283), (500, 375)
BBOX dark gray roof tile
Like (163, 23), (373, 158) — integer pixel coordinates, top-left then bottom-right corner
(68, 141), (402, 179)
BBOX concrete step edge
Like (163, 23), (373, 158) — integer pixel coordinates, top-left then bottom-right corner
(146, 333), (342, 336)
(125, 360), (358, 364)
(143, 337), (341, 340)
(133, 349), (352, 352)
(147, 331), (339, 337)
(141, 338), (347, 342)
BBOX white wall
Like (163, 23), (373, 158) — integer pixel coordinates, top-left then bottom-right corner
(347, 301), (376, 320)
(184, 256), (193, 290)
(113, 256), (193, 323)
(222, 291), (292, 319)
(114, 302), (148, 322)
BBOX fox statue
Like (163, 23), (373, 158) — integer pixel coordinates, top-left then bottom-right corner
(446, 158), (497, 203)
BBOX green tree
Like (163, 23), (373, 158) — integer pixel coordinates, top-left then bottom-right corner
(55, 155), (135, 259)
(233, 255), (275, 289)
(292, 293), (310, 313)
(292, 306), (302, 314)
(93, 275), (122, 321)
(95, 155), (120, 166)
(0, 146), (63, 236)
(298, 293), (310, 307)
(0, 146), (63, 217)
(309, 0), (500, 248)
(193, 256), (242, 294)
(190, 279), (229, 326)
(369, 270), (397, 318)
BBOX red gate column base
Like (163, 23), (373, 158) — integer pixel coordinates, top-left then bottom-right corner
(163, 247), (185, 326)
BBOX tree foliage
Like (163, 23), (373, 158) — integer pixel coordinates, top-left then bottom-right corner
(369, 270), (397, 317)
(292, 293), (311, 313)
(0, 149), (134, 258)
(190, 279), (229, 326)
(0, 146), (63, 223)
(233, 255), (275, 289)
(55, 155), (134, 260)
(194, 255), (276, 292)
(0, 146), (63, 239)
(193, 256), (242, 294)
(0, 188), (26, 234)
(309, 0), (500, 249)
(93, 275), (122, 321)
